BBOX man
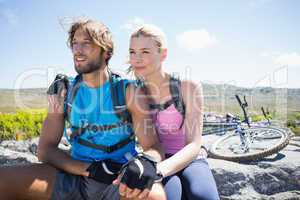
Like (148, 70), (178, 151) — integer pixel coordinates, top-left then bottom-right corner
(0, 18), (166, 200)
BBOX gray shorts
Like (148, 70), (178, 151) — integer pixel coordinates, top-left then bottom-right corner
(51, 170), (120, 200)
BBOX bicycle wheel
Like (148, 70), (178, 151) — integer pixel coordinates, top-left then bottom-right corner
(209, 127), (291, 162)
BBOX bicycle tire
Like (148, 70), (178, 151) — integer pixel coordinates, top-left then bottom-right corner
(209, 127), (291, 162)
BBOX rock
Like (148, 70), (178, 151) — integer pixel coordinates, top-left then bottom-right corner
(291, 170), (300, 186)
(29, 143), (38, 155)
(212, 168), (246, 196)
(0, 136), (300, 200)
(0, 146), (39, 166)
(0, 137), (69, 166)
(0, 140), (31, 153)
(208, 158), (300, 199)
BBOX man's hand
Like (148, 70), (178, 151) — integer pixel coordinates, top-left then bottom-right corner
(47, 74), (69, 95)
(47, 74), (68, 114)
(87, 161), (121, 184)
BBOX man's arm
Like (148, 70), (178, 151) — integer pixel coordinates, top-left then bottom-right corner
(37, 90), (89, 176)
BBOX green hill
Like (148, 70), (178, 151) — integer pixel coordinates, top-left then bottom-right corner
(0, 88), (47, 113)
(0, 84), (299, 116)
(0, 84), (299, 137)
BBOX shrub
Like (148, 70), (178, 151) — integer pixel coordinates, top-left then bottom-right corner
(251, 114), (267, 122)
(0, 109), (46, 140)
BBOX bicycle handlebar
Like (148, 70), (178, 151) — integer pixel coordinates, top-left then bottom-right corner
(235, 94), (250, 128)
(261, 106), (271, 125)
(235, 95), (242, 107)
(261, 107), (267, 118)
(243, 96), (248, 107)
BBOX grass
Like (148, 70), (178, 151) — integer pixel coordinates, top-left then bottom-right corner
(0, 84), (299, 138)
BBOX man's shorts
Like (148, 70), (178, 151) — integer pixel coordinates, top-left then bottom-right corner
(51, 170), (120, 200)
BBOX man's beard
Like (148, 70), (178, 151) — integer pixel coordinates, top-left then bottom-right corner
(75, 55), (104, 74)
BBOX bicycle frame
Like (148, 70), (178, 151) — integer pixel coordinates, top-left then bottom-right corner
(233, 96), (278, 153)
(234, 95), (260, 153)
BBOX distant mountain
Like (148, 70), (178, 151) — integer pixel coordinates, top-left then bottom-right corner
(0, 85), (299, 116)
(0, 88), (47, 113)
(202, 83), (300, 117)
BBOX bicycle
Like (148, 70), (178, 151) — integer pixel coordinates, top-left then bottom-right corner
(208, 95), (291, 162)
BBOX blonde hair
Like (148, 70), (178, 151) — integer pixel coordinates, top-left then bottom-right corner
(130, 24), (167, 51)
(68, 18), (113, 64)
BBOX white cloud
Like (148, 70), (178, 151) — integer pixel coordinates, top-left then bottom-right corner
(121, 17), (145, 32)
(273, 66), (288, 87)
(0, 8), (18, 26)
(274, 52), (300, 67)
(176, 29), (218, 51)
(58, 16), (89, 32)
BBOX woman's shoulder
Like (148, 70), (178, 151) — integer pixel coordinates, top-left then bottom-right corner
(180, 79), (203, 95)
(179, 79), (203, 114)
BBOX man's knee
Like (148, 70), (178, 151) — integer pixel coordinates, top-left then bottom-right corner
(0, 178), (5, 192)
(0, 164), (57, 200)
(0, 167), (14, 198)
(0, 167), (9, 190)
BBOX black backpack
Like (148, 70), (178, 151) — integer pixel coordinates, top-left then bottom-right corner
(145, 75), (186, 129)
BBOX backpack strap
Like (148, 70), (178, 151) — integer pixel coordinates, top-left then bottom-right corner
(149, 99), (174, 110)
(77, 134), (135, 153)
(141, 74), (186, 129)
(70, 121), (129, 141)
(70, 120), (135, 153)
(169, 75), (186, 128)
(65, 71), (132, 124)
(64, 74), (83, 122)
(109, 71), (132, 124)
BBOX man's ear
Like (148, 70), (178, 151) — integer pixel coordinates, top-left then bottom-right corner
(160, 48), (167, 61)
(102, 51), (109, 60)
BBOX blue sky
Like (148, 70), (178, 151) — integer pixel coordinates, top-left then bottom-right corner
(0, 0), (299, 89)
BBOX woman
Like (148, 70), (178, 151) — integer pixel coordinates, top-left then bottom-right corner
(128, 24), (220, 200)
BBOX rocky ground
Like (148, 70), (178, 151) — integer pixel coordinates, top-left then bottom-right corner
(0, 135), (300, 200)
(206, 134), (300, 200)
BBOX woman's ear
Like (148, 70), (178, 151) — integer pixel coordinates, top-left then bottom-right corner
(160, 48), (168, 61)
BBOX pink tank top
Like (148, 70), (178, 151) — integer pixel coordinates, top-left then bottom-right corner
(152, 103), (186, 155)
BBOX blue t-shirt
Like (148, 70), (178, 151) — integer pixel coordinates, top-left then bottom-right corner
(68, 78), (137, 163)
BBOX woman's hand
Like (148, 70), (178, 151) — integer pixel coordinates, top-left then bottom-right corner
(113, 175), (150, 199)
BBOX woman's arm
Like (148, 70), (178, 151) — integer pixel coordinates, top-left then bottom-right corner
(157, 80), (204, 177)
(126, 84), (165, 161)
